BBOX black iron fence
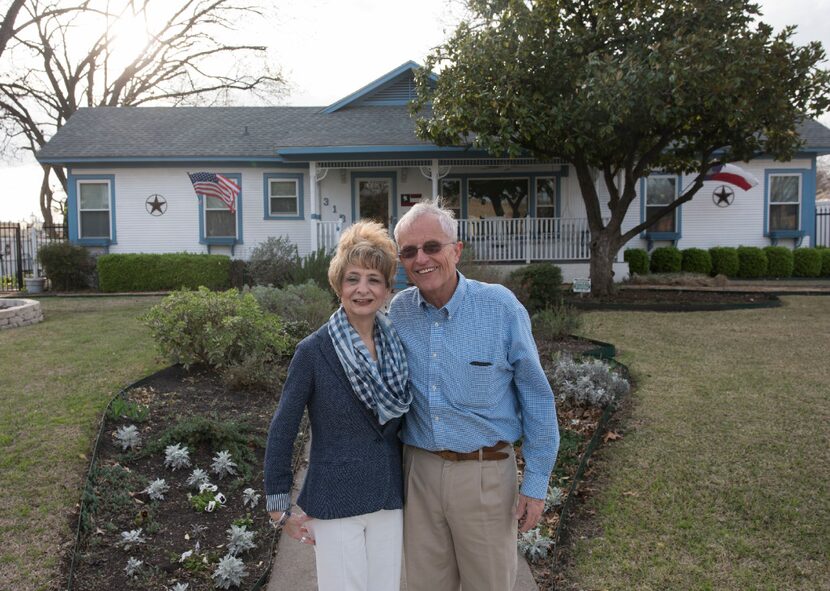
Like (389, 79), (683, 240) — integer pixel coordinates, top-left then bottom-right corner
(0, 222), (67, 291)
(817, 203), (830, 247)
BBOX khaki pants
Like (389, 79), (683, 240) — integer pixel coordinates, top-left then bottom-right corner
(403, 444), (518, 591)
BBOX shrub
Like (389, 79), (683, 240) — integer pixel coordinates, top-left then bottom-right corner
(681, 248), (712, 275)
(623, 248), (649, 275)
(532, 305), (582, 341)
(649, 246), (682, 273)
(508, 263), (564, 313)
(458, 243), (506, 285)
(247, 281), (336, 329)
(819, 248), (830, 277)
(144, 288), (291, 390)
(793, 248), (822, 277)
(37, 242), (95, 290)
(229, 259), (249, 289)
(291, 248), (334, 291)
(545, 354), (630, 408)
(247, 236), (299, 287)
(736, 246), (768, 278)
(763, 246), (794, 278)
(709, 247), (739, 277)
(97, 253), (230, 292)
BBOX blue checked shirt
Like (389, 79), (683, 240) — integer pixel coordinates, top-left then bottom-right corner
(389, 273), (559, 499)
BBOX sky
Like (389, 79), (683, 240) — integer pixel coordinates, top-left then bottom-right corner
(1, 0), (829, 222)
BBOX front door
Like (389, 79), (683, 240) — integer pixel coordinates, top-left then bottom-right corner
(356, 178), (390, 227)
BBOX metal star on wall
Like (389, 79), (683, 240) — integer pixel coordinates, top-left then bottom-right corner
(146, 194), (168, 215)
(712, 185), (734, 208)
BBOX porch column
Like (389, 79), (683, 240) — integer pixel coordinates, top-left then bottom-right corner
(309, 161), (319, 251)
(431, 158), (439, 199)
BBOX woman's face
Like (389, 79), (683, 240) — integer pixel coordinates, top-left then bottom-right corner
(339, 264), (390, 323)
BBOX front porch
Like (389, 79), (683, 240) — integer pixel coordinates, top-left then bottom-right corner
(317, 216), (598, 263)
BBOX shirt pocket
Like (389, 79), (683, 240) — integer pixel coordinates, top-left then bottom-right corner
(456, 361), (498, 408)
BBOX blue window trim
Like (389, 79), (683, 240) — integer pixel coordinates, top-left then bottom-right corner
(68, 173), (117, 246)
(764, 167), (810, 242)
(639, 174), (683, 244)
(530, 170), (567, 218)
(263, 172), (305, 220)
(350, 171), (398, 227)
(197, 172), (243, 245)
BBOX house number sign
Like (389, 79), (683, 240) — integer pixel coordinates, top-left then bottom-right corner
(146, 194), (168, 216)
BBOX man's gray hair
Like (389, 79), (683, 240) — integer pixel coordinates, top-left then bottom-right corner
(394, 198), (458, 243)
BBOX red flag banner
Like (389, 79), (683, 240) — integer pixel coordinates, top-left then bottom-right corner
(188, 172), (240, 213)
(703, 164), (759, 191)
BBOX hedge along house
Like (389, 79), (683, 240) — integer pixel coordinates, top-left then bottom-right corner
(36, 61), (830, 283)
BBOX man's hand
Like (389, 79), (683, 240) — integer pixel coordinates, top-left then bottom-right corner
(514, 494), (544, 533)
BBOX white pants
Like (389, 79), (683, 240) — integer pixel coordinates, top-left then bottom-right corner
(309, 508), (403, 591)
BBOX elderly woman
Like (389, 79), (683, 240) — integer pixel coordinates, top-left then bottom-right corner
(264, 220), (410, 591)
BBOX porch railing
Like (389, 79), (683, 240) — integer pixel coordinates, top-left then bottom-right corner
(317, 217), (598, 263)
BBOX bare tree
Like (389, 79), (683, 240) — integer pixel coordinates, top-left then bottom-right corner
(0, 0), (284, 224)
(818, 155), (830, 200)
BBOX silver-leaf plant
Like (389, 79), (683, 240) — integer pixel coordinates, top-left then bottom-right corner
(170, 583), (189, 591)
(164, 443), (191, 470)
(517, 528), (554, 562)
(226, 525), (256, 556)
(113, 425), (141, 451)
(211, 450), (238, 479)
(544, 486), (565, 512)
(186, 468), (210, 489)
(118, 528), (147, 550)
(124, 557), (143, 578)
(144, 478), (170, 501)
(546, 354), (630, 408)
(242, 488), (260, 508)
(212, 554), (248, 589)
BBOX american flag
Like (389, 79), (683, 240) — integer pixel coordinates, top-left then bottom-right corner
(187, 172), (240, 213)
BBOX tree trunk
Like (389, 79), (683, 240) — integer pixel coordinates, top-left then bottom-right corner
(589, 231), (619, 297)
(39, 168), (54, 227)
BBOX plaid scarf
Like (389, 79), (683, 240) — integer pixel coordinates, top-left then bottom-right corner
(327, 307), (411, 425)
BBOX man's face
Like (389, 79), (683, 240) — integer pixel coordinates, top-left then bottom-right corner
(397, 214), (462, 308)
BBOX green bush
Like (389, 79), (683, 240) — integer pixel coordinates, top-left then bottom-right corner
(681, 248), (713, 275)
(793, 248), (822, 277)
(649, 246), (682, 273)
(736, 246), (768, 278)
(819, 248), (830, 277)
(763, 246), (794, 278)
(709, 247), (740, 277)
(247, 236), (299, 287)
(247, 281), (336, 329)
(508, 263), (564, 313)
(37, 242), (95, 290)
(291, 248), (334, 291)
(229, 259), (249, 289)
(97, 253), (230, 292)
(144, 288), (291, 390)
(623, 249), (649, 275)
(532, 305), (582, 341)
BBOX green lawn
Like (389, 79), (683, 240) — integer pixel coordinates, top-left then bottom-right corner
(566, 296), (830, 590)
(0, 297), (163, 591)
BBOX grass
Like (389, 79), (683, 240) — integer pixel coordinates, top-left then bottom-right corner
(565, 296), (830, 590)
(0, 297), (163, 591)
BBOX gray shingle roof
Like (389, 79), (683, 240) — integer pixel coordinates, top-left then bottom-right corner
(36, 105), (434, 161)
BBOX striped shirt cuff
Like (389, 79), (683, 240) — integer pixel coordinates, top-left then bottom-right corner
(266, 493), (291, 513)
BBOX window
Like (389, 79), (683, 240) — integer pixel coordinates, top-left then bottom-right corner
(645, 176), (677, 233)
(78, 181), (111, 239)
(536, 178), (556, 218)
(205, 195), (236, 238)
(440, 179), (461, 220)
(768, 174), (800, 232)
(468, 178), (529, 218)
(269, 179), (299, 216)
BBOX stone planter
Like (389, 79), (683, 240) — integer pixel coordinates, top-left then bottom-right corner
(24, 277), (46, 294)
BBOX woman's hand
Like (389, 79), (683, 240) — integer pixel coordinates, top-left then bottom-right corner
(269, 511), (315, 545)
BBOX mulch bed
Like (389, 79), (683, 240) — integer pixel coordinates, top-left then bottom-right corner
(565, 288), (780, 311)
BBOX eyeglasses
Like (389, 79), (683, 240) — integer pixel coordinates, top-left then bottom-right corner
(398, 241), (456, 260)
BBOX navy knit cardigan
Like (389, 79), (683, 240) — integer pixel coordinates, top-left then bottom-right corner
(264, 325), (404, 520)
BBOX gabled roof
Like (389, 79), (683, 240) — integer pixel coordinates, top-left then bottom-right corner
(322, 60), (437, 114)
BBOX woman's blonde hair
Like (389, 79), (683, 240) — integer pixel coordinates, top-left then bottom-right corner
(328, 220), (398, 296)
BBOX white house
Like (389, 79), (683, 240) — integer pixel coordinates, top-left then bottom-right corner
(36, 61), (830, 282)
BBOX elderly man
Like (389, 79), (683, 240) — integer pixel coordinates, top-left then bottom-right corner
(389, 200), (559, 591)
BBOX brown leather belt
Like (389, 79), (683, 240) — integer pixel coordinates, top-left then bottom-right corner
(427, 441), (510, 462)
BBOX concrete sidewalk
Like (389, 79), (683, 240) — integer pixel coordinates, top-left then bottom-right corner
(266, 439), (539, 591)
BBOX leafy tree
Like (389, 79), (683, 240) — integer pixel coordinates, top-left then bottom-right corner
(0, 0), (284, 225)
(413, 0), (830, 295)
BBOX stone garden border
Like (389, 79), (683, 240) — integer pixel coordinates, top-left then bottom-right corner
(0, 298), (44, 330)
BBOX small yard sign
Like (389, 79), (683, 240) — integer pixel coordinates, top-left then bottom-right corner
(572, 277), (591, 293)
